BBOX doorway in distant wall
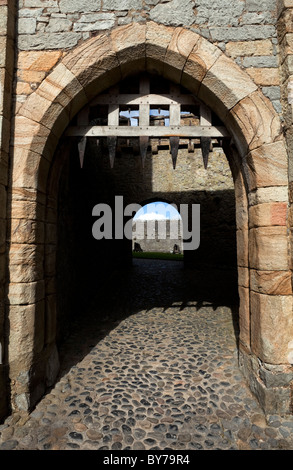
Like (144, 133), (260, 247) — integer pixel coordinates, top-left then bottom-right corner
(132, 200), (184, 262)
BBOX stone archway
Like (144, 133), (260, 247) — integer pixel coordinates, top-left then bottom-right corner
(7, 22), (293, 415)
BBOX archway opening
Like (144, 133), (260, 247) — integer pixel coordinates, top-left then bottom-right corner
(55, 72), (239, 352)
(132, 200), (184, 261)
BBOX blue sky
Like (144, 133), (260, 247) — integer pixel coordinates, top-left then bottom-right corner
(134, 202), (181, 220)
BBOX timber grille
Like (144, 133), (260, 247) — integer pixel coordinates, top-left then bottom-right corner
(66, 74), (230, 169)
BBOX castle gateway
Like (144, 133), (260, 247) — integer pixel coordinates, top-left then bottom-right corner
(0, 0), (293, 422)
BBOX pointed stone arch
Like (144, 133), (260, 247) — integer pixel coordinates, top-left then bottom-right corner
(7, 22), (293, 415)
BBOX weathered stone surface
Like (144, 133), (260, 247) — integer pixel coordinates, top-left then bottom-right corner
(8, 300), (45, 361)
(36, 62), (87, 120)
(227, 91), (282, 156)
(249, 202), (287, 227)
(12, 147), (50, 192)
(249, 226), (289, 271)
(18, 17), (37, 35)
(145, 21), (175, 74)
(246, 67), (280, 86)
(10, 219), (44, 245)
(250, 269), (292, 295)
(182, 34), (222, 95)
(250, 292), (293, 363)
(8, 280), (45, 305)
(248, 187), (289, 206)
(59, 0), (102, 13)
(62, 33), (121, 99)
(226, 39), (273, 58)
(102, 0), (142, 9)
(164, 27), (200, 84)
(210, 25), (276, 42)
(238, 267), (250, 287)
(239, 286), (250, 349)
(237, 229), (249, 267)
(18, 33), (82, 51)
(111, 23), (146, 76)
(199, 53), (258, 121)
(150, 0), (195, 26)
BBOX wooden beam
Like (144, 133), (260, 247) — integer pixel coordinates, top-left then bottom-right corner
(90, 93), (199, 107)
(66, 125), (229, 139)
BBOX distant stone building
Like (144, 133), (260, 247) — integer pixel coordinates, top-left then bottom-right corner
(1, 0), (293, 420)
(132, 218), (184, 254)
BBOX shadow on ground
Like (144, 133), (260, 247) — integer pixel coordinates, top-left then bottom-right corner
(56, 258), (239, 383)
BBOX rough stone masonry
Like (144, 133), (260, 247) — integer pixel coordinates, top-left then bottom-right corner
(0, 0), (293, 425)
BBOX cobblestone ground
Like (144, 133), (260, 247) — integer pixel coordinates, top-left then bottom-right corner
(1, 259), (293, 451)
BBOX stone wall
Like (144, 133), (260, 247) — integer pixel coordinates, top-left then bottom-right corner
(0, 0), (16, 421)
(3, 1), (293, 418)
(16, 0), (281, 114)
(132, 219), (184, 254)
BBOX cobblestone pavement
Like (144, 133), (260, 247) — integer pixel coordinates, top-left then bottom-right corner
(1, 259), (293, 451)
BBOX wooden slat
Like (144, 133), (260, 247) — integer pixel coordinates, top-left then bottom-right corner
(200, 103), (212, 126)
(169, 103), (181, 126)
(66, 125), (230, 138)
(108, 104), (120, 126)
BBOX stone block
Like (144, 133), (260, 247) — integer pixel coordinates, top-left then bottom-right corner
(36, 62), (87, 120)
(146, 21), (175, 75)
(226, 39), (273, 58)
(149, 0), (195, 26)
(10, 219), (45, 245)
(17, 50), (62, 74)
(210, 25), (276, 42)
(18, 17), (37, 35)
(250, 291), (293, 364)
(250, 269), (292, 295)
(18, 32), (82, 51)
(163, 27), (200, 85)
(239, 286), (250, 349)
(248, 186), (288, 206)
(8, 300), (45, 362)
(18, 89), (69, 134)
(238, 267), (250, 287)
(46, 17), (72, 33)
(182, 34), (222, 96)
(59, 0), (101, 12)
(227, 91), (282, 156)
(198, 54), (258, 122)
(8, 280), (45, 305)
(12, 147), (51, 193)
(62, 33), (121, 100)
(236, 229), (249, 267)
(249, 202), (287, 227)
(8, 244), (44, 283)
(249, 226), (289, 270)
(246, 67), (280, 86)
(111, 23), (146, 78)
